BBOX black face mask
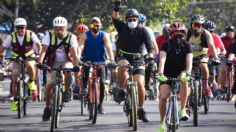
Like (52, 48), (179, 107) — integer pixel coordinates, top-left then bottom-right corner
(192, 29), (203, 36)
(171, 34), (184, 46)
(91, 28), (99, 34)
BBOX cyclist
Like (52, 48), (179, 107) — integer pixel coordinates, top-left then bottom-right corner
(37, 32), (45, 43)
(112, 0), (155, 122)
(78, 17), (115, 114)
(186, 14), (219, 98)
(203, 20), (226, 97)
(157, 22), (192, 131)
(228, 41), (236, 94)
(138, 13), (159, 97)
(37, 16), (79, 121)
(218, 26), (236, 94)
(0, 18), (41, 111)
(156, 23), (170, 50)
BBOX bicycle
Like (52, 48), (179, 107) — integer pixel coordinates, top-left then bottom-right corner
(80, 61), (106, 124)
(9, 56), (35, 118)
(38, 64), (74, 132)
(114, 63), (139, 131)
(165, 77), (180, 132)
(225, 60), (235, 102)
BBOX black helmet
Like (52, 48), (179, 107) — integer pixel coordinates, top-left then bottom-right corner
(191, 14), (205, 24)
(125, 8), (139, 19)
(225, 25), (235, 32)
(203, 20), (216, 32)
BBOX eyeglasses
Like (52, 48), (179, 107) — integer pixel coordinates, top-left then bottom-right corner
(192, 23), (202, 28)
(127, 18), (137, 22)
(16, 27), (26, 30)
(90, 24), (100, 28)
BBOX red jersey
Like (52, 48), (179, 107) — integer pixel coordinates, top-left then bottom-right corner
(208, 33), (224, 56)
(156, 35), (169, 50)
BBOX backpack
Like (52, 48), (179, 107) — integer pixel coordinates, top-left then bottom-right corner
(186, 30), (208, 48)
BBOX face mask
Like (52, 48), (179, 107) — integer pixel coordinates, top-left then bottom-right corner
(163, 30), (169, 38)
(128, 21), (138, 29)
(91, 28), (99, 34)
(192, 29), (203, 36)
(171, 34), (184, 45)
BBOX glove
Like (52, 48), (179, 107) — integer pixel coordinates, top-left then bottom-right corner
(113, 0), (121, 12)
(157, 74), (167, 82)
(72, 65), (80, 72)
(180, 73), (190, 83)
(146, 57), (156, 72)
(108, 60), (117, 68)
(211, 58), (221, 66)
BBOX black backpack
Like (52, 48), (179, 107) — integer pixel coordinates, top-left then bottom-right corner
(186, 30), (208, 48)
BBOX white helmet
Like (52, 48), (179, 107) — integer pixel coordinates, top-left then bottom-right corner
(53, 16), (68, 27)
(14, 18), (27, 27)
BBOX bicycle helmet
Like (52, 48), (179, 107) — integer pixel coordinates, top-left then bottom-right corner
(203, 20), (216, 32)
(168, 22), (187, 36)
(125, 8), (139, 19)
(138, 14), (147, 23)
(225, 25), (235, 31)
(53, 16), (68, 27)
(14, 18), (27, 27)
(191, 14), (205, 24)
(37, 32), (45, 40)
(76, 24), (89, 33)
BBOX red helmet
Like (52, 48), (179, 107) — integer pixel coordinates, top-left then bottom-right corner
(76, 24), (89, 33)
(168, 22), (187, 36)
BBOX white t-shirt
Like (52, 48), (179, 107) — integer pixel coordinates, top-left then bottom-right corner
(141, 27), (156, 55)
(3, 31), (40, 52)
(111, 42), (117, 52)
(42, 32), (78, 62)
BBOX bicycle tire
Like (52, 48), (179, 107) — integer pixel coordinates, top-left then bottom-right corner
(226, 71), (233, 102)
(203, 93), (209, 114)
(55, 86), (62, 128)
(23, 82), (28, 116)
(193, 81), (199, 126)
(50, 85), (58, 132)
(17, 80), (23, 118)
(198, 80), (203, 107)
(130, 85), (138, 131)
(92, 81), (98, 124)
(81, 95), (84, 115)
(171, 96), (176, 132)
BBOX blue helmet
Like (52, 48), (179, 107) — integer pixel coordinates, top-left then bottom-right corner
(203, 20), (216, 32)
(138, 14), (147, 23)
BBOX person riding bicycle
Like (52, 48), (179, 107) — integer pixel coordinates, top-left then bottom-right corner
(78, 17), (115, 114)
(157, 22), (192, 132)
(112, 0), (155, 122)
(0, 18), (42, 111)
(228, 41), (236, 95)
(204, 20), (226, 97)
(138, 13), (159, 96)
(186, 14), (219, 98)
(37, 16), (79, 121)
(156, 23), (170, 50)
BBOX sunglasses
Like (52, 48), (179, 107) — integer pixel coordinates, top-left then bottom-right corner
(16, 27), (26, 30)
(127, 18), (137, 22)
(54, 27), (65, 30)
(192, 23), (202, 28)
(90, 24), (100, 28)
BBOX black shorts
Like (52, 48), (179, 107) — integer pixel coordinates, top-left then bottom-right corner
(117, 55), (145, 76)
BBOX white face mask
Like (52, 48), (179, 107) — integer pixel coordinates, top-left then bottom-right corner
(128, 21), (138, 29)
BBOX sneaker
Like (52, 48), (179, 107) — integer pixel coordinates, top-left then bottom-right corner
(158, 122), (166, 132)
(98, 104), (105, 114)
(28, 81), (36, 91)
(204, 86), (213, 98)
(42, 107), (51, 121)
(138, 108), (149, 122)
(179, 108), (189, 121)
(10, 100), (18, 111)
(63, 91), (70, 102)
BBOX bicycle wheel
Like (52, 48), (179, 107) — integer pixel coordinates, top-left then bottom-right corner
(17, 80), (23, 118)
(23, 82), (28, 116)
(55, 86), (62, 128)
(81, 94), (84, 115)
(50, 85), (58, 132)
(130, 85), (138, 131)
(193, 81), (199, 126)
(91, 81), (98, 124)
(226, 71), (233, 102)
(197, 80), (203, 107)
(171, 96), (176, 132)
(203, 92), (209, 114)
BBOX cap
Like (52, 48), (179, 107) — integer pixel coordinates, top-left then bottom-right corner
(91, 17), (101, 24)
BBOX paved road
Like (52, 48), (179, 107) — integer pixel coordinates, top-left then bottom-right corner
(1, 78), (236, 132)
(1, 98), (236, 132)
